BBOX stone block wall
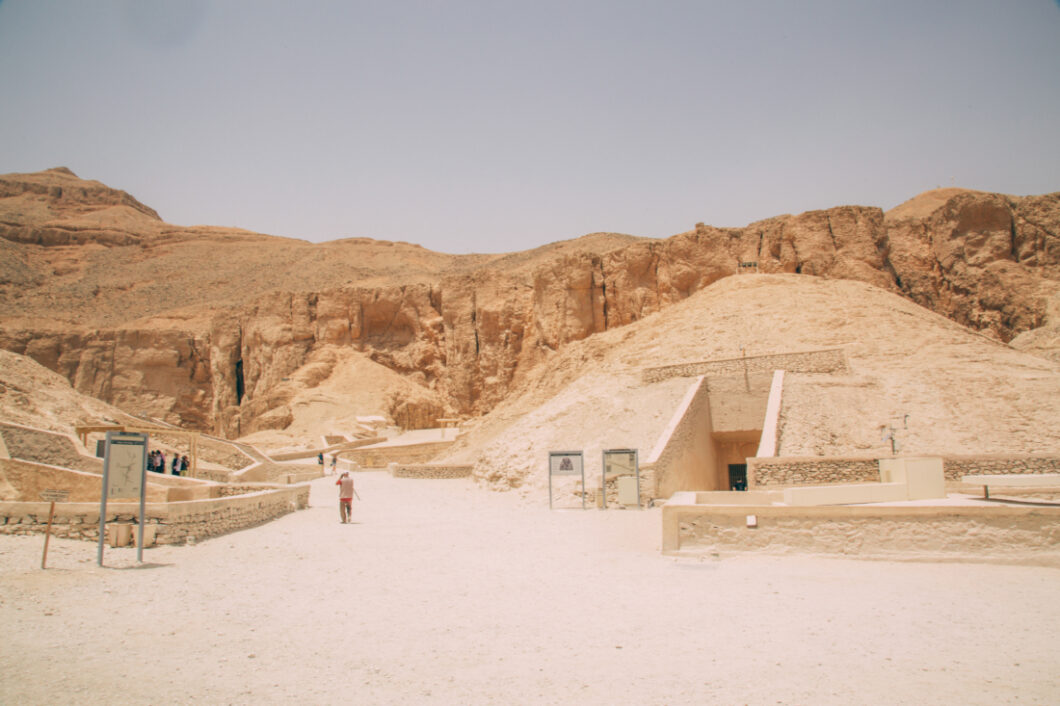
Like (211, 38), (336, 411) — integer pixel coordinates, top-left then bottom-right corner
(642, 348), (848, 384)
(748, 456), (880, 488)
(0, 422), (102, 473)
(662, 503), (1060, 561)
(942, 454), (1060, 481)
(0, 484), (309, 545)
(344, 441), (452, 468)
(269, 436), (386, 462)
(391, 464), (473, 479)
(746, 454), (1060, 488)
(0, 457), (170, 503)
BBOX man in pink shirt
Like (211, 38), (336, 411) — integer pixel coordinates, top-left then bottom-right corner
(336, 471), (355, 523)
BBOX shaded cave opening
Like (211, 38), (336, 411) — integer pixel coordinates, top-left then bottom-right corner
(235, 360), (245, 405)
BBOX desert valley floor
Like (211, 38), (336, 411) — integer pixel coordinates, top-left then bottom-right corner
(1, 471), (1056, 706)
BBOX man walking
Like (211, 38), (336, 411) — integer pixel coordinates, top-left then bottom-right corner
(336, 471), (355, 523)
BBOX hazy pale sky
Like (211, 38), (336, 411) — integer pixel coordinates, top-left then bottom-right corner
(1, 1), (1058, 253)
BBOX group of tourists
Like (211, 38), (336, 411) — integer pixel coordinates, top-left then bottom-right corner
(318, 452), (338, 474)
(147, 449), (190, 476)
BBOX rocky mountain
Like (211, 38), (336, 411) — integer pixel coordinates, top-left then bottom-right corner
(1, 167), (1057, 439)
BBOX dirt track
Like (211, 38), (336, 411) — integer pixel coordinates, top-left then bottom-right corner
(1, 473), (1057, 705)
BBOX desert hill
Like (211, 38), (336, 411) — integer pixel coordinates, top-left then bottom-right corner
(1, 167), (1058, 441)
(432, 275), (1060, 491)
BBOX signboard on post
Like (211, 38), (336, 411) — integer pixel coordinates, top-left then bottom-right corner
(548, 451), (586, 509)
(98, 431), (148, 566)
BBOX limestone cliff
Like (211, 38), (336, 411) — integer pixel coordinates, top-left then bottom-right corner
(1, 168), (1057, 438)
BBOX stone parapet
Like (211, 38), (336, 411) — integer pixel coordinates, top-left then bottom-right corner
(942, 454), (1060, 481)
(747, 454), (1060, 488)
(0, 484), (309, 545)
(641, 348), (848, 384)
(391, 464), (472, 479)
(662, 502), (1060, 566)
(269, 437), (387, 462)
(748, 456), (879, 488)
(345, 442), (452, 468)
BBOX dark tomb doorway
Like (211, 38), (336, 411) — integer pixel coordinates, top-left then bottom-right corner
(728, 463), (748, 491)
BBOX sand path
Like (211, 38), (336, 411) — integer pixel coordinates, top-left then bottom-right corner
(1, 473), (1057, 705)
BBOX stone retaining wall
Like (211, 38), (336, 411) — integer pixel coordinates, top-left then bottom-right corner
(748, 456), (880, 488)
(344, 442), (452, 468)
(195, 467), (236, 483)
(662, 502), (1060, 565)
(0, 422), (102, 473)
(0, 484), (309, 545)
(943, 454), (1060, 481)
(747, 454), (1060, 488)
(642, 348), (848, 384)
(391, 464), (472, 479)
(270, 437), (386, 462)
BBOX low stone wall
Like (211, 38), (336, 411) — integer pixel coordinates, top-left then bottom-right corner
(747, 454), (1060, 488)
(0, 422), (102, 473)
(748, 456), (879, 488)
(391, 464), (472, 479)
(943, 454), (1060, 481)
(195, 467), (236, 483)
(0, 457), (170, 502)
(270, 437), (386, 462)
(642, 348), (848, 384)
(0, 484), (309, 545)
(344, 442), (452, 468)
(662, 501), (1060, 565)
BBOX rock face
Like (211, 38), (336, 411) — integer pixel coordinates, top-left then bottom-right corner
(1, 168), (1058, 438)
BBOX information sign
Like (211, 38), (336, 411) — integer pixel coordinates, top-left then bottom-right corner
(99, 431), (149, 566)
(549, 452), (583, 476)
(548, 451), (586, 510)
(602, 448), (641, 509)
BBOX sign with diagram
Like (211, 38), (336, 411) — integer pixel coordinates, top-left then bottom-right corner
(548, 451), (586, 510)
(98, 431), (149, 566)
(549, 451), (583, 476)
(106, 433), (148, 499)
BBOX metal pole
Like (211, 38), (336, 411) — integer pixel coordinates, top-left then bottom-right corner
(580, 461), (586, 510)
(600, 451), (607, 509)
(97, 434), (111, 567)
(41, 501), (56, 569)
(634, 450), (642, 509)
(548, 455), (553, 510)
(136, 460), (146, 564)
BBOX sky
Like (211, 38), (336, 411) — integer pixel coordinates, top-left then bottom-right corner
(1, 1), (1058, 254)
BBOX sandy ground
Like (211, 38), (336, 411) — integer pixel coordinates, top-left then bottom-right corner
(1, 473), (1058, 705)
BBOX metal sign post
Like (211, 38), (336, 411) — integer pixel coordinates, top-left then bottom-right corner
(601, 449), (641, 509)
(548, 451), (586, 510)
(39, 489), (69, 569)
(97, 431), (148, 566)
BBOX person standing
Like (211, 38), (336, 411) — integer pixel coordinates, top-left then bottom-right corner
(330, 454), (338, 474)
(336, 471), (355, 523)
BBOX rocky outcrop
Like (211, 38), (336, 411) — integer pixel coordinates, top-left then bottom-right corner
(2, 169), (1058, 437)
